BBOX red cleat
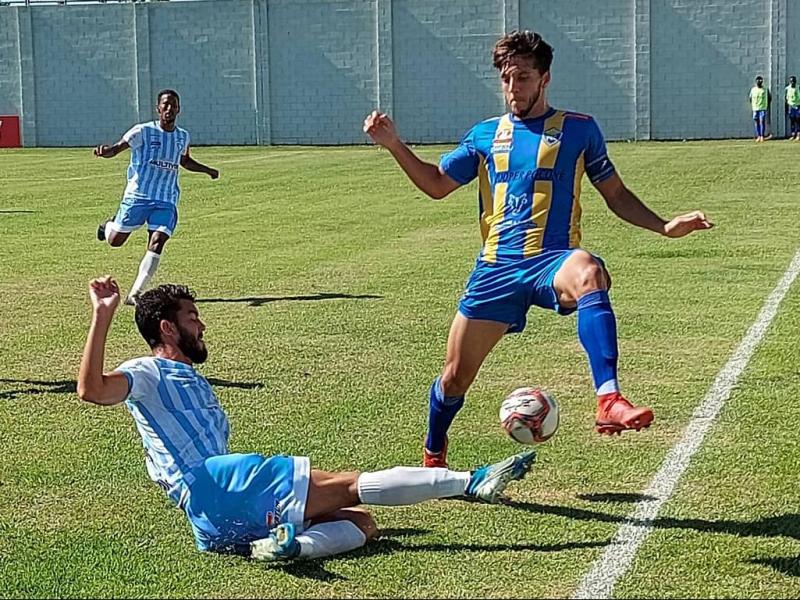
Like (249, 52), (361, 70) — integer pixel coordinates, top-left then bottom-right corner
(423, 435), (448, 468)
(595, 392), (654, 436)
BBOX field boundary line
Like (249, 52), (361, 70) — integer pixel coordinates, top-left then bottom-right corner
(573, 246), (800, 599)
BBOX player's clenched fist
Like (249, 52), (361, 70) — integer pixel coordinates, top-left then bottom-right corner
(89, 276), (121, 313)
(363, 110), (400, 149)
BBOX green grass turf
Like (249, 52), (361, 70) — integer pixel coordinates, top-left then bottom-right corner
(0, 139), (798, 597)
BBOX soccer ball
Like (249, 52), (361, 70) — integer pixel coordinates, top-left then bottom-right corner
(499, 387), (559, 444)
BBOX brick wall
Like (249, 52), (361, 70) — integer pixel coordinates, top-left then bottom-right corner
(0, 0), (792, 145)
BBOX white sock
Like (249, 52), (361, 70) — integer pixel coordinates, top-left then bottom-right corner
(357, 467), (471, 506)
(296, 520), (367, 559)
(129, 250), (161, 297)
(104, 222), (115, 243)
(597, 379), (620, 395)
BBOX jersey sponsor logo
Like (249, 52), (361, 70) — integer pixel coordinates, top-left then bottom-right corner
(494, 128), (513, 142)
(492, 142), (512, 153)
(543, 127), (563, 146)
(495, 167), (566, 183)
(492, 127), (513, 153)
(149, 159), (179, 171)
(496, 217), (537, 232)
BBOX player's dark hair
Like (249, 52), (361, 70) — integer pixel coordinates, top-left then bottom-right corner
(493, 30), (553, 74)
(157, 89), (180, 104)
(135, 284), (195, 349)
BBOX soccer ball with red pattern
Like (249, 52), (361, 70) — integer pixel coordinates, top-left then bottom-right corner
(499, 387), (559, 444)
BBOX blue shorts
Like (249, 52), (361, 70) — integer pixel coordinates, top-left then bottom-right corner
(182, 453), (310, 555)
(753, 109), (767, 121)
(458, 249), (604, 333)
(790, 106), (800, 118)
(111, 198), (178, 237)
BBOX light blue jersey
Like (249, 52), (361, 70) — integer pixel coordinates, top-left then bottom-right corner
(122, 121), (190, 205)
(115, 356), (310, 554)
(116, 357), (230, 504)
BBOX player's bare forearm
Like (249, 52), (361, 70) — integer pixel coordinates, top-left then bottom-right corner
(78, 278), (129, 405)
(78, 313), (119, 405)
(180, 156), (219, 179)
(603, 184), (668, 235)
(596, 173), (713, 238)
(384, 141), (459, 200)
(363, 110), (458, 199)
(93, 140), (129, 159)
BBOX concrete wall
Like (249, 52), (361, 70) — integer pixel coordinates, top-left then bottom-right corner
(0, 0), (793, 145)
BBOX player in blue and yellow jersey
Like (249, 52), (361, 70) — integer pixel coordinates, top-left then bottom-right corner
(77, 276), (535, 560)
(750, 76), (771, 142)
(93, 90), (219, 306)
(364, 30), (713, 468)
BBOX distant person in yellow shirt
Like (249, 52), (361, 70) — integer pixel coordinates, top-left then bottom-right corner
(749, 75), (771, 142)
(785, 76), (800, 140)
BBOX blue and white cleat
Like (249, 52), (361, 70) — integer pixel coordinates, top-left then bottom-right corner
(465, 449), (537, 504)
(250, 523), (301, 561)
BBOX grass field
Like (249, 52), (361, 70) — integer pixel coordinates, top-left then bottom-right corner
(1, 140), (799, 598)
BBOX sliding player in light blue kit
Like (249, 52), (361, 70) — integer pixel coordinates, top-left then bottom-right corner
(77, 276), (535, 561)
(364, 30), (713, 468)
(93, 89), (219, 305)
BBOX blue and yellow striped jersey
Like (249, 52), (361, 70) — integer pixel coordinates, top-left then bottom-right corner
(440, 108), (615, 264)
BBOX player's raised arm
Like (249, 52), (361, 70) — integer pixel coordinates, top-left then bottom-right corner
(93, 139), (129, 159)
(77, 276), (130, 406)
(180, 147), (219, 179)
(593, 173), (714, 238)
(363, 110), (460, 199)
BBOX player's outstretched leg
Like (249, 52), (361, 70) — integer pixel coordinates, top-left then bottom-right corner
(251, 450), (536, 561)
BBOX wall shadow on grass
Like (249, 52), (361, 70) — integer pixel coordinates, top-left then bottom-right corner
(0, 377), (263, 399)
(196, 293), (382, 308)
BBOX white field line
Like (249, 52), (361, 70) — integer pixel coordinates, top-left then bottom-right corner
(573, 247), (800, 599)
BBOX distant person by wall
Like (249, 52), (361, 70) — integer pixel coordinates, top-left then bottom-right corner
(750, 75), (771, 142)
(786, 76), (800, 140)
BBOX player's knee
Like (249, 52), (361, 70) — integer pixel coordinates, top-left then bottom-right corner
(573, 255), (607, 294)
(107, 235), (126, 247)
(148, 238), (168, 253)
(346, 508), (378, 541)
(440, 366), (471, 397)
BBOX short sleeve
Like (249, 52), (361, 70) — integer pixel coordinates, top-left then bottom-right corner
(123, 124), (144, 150)
(584, 118), (616, 184)
(182, 131), (190, 156)
(439, 127), (480, 185)
(115, 357), (160, 404)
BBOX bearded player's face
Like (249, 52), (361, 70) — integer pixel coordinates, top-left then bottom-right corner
(500, 57), (550, 119)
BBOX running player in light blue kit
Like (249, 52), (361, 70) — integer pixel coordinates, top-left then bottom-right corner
(364, 31), (714, 468)
(77, 276), (535, 561)
(93, 90), (219, 306)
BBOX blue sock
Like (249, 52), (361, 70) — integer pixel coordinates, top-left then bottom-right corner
(425, 376), (464, 453)
(576, 290), (619, 395)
